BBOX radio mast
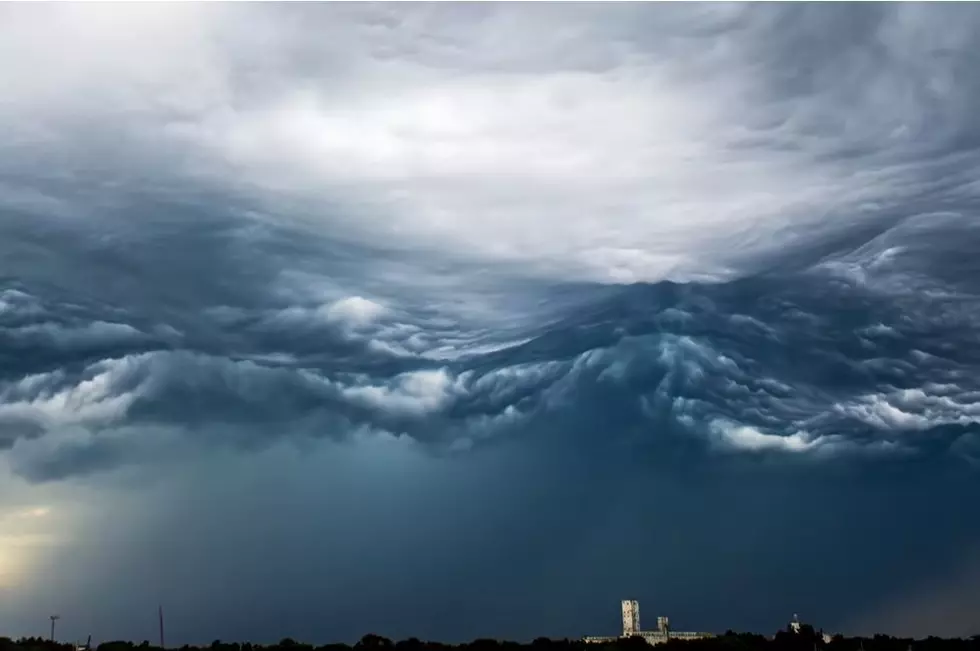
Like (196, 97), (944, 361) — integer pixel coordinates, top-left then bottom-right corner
(159, 605), (166, 649)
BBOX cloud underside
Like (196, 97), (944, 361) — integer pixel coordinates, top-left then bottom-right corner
(4, 216), (980, 482)
(2, 4), (980, 480)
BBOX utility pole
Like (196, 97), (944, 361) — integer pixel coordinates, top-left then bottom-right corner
(159, 605), (165, 649)
(50, 615), (61, 641)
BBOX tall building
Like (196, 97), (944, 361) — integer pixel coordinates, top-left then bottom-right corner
(622, 600), (640, 636)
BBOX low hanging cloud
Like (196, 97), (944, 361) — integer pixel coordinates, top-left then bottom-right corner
(4, 218), (980, 482)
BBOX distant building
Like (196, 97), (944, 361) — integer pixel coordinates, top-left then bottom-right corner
(584, 600), (713, 646)
(788, 614), (835, 644)
(790, 614), (802, 634)
(623, 600), (640, 637)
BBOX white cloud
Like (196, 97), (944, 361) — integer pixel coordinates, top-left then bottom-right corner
(839, 386), (980, 432)
(0, 360), (139, 430)
(709, 420), (830, 454)
(3, 4), (976, 284)
(321, 296), (389, 327)
(186, 61), (868, 283)
(340, 368), (458, 417)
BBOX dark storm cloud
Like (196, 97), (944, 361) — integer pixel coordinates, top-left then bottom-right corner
(5, 212), (980, 481)
(2, 2), (980, 645)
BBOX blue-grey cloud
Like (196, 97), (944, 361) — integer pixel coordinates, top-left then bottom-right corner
(5, 211), (980, 480)
(1, 2), (980, 646)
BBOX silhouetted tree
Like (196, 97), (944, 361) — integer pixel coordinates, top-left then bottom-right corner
(356, 637), (393, 650)
(3, 628), (979, 651)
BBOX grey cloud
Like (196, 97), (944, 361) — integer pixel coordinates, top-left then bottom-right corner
(3, 4), (980, 643)
(9, 321), (147, 350)
(4, 213), (980, 482)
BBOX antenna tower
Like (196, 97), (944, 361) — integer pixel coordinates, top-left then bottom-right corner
(159, 605), (166, 649)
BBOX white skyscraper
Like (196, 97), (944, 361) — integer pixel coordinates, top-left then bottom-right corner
(622, 600), (640, 636)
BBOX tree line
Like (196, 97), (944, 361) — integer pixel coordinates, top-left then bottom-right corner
(2, 624), (978, 651)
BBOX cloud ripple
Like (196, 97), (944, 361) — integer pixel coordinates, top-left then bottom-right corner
(3, 214), (979, 481)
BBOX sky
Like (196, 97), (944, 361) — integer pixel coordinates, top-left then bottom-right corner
(1, 2), (980, 646)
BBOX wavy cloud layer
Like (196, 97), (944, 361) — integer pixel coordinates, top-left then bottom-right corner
(3, 215), (980, 480)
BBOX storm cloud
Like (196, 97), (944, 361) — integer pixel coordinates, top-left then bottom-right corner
(1, 2), (979, 647)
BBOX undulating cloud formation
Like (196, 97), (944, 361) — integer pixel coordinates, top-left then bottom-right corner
(1, 3), (979, 647)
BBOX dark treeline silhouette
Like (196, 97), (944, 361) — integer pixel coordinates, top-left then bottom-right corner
(3, 625), (979, 651)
